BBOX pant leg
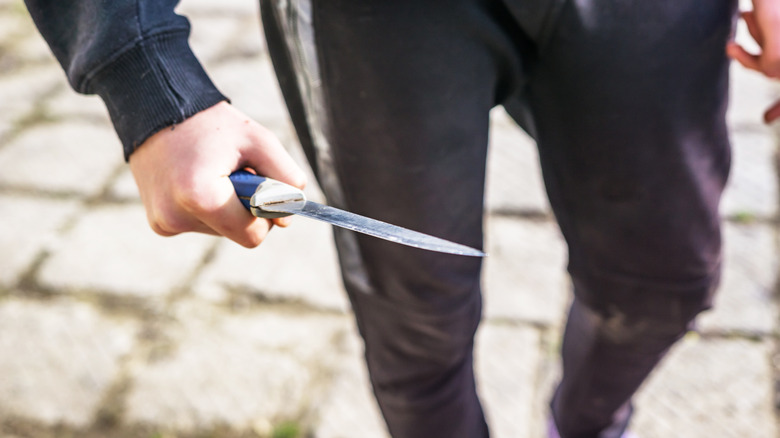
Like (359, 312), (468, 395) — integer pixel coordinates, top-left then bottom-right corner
(502, 1), (738, 436)
(261, 1), (526, 436)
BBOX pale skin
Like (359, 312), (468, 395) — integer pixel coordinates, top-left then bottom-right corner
(130, 2), (780, 248)
(727, 0), (780, 122)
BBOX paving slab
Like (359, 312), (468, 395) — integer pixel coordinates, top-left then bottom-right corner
(125, 301), (349, 431)
(633, 335), (777, 438)
(227, 15), (270, 62)
(483, 216), (569, 326)
(38, 204), (216, 297)
(209, 57), (291, 130)
(698, 222), (778, 334)
(0, 194), (80, 288)
(44, 87), (110, 122)
(187, 15), (254, 68)
(476, 323), (542, 438)
(193, 218), (348, 311)
(0, 65), (61, 123)
(530, 334), (564, 438)
(10, 30), (57, 67)
(0, 10), (55, 74)
(0, 122), (123, 196)
(721, 128), (778, 218)
(0, 10), (24, 43)
(313, 325), (388, 438)
(486, 108), (550, 214)
(0, 297), (137, 427)
(0, 120), (11, 143)
(106, 167), (140, 201)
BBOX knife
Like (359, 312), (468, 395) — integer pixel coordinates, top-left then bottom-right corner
(229, 170), (485, 257)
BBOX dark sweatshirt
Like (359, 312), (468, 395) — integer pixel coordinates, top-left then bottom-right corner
(23, 0), (227, 161)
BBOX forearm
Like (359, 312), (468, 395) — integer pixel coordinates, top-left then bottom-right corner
(24, 0), (226, 160)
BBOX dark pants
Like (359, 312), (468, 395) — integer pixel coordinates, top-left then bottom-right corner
(259, 0), (737, 436)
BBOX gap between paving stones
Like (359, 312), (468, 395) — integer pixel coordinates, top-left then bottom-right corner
(0, 83), (61, 150)
(772, 125), (780, 431)
(2, 163), (140, 300)
(489, 208), (554, 222)
(485, 315), (559, 333)
(0, 415), (285, 438)
(218, 282), (350, 317)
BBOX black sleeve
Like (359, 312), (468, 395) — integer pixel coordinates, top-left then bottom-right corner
(23, 0), (227, 160)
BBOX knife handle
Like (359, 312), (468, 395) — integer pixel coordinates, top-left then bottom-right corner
(229, 170), (301, 219)
(229, 170), (267, 210)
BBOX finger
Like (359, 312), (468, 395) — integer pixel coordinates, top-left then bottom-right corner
(764, 100), (780, 123)
(727, 42), (762, 72)
(178, 177), (274, 248)
(147, 207), (221, 237)
(742, 11), (764, 46)
(272, 216), (293, 228)
(242, 127), (308, 190)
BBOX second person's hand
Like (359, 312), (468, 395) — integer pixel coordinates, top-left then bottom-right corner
(727, 0), (780, 123)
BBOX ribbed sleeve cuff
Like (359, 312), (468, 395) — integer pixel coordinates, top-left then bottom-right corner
(86, 30), (227, 161)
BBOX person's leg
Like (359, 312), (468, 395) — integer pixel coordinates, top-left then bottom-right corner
(502, 1), (738, 437)
(260, 0), (530, 436)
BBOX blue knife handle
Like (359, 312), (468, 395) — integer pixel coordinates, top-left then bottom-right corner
(229, 170), (267, 210)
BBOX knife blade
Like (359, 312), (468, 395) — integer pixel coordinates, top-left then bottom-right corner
(229, 170), (485, 257)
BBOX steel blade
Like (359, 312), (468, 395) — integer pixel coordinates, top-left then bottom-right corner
(262, 200), (485, 257)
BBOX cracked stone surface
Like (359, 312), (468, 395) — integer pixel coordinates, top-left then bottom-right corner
(0, 298), (137, 427)
(44, 87), (109, 122)
(125, 301), (349, 431)
(38, 205), (217, 297)
(0, 194), (80, 288)
(483, 216), (569, 326)
(313, 326), (388, 438)
(0, 122), (123, 196)
(476, 323), (542, 438)
(0, 66), (60, 122)
(721, 129), (779, 218)
(193, 218), (348, 311)
(634, 335), (778, 438)
(209, 57), (292, 130)
(698, 222), (778, 334)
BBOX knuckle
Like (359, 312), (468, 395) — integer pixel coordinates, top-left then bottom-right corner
(173, 183), (214, 215)
(762, 52), (780, 77)
(241, 235), (264, 249)
(144, 208), (175, 236)
(150, 208), (191, 236)
(149, 220), (176, 237)
(240, 222), (271, 248)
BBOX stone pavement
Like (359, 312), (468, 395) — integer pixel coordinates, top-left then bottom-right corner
(0, 1), (778, 437)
